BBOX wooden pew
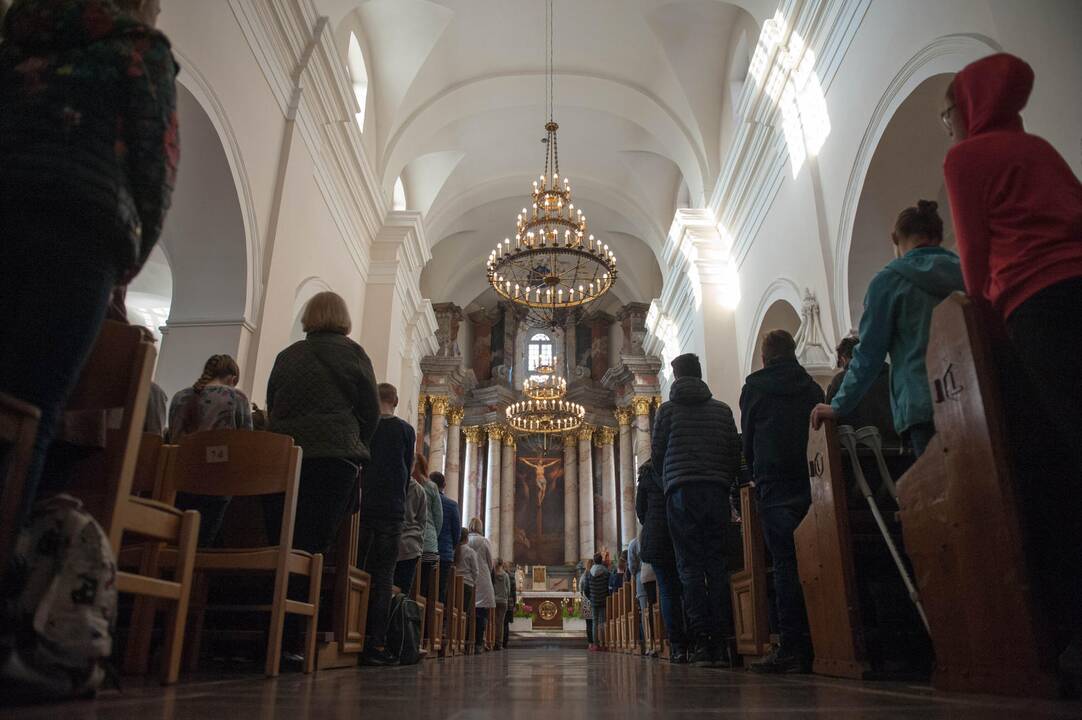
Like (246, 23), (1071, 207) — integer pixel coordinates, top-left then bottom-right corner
(424, 562), (443, 657)
(730, 484), (773, 663)
(896, 293), (1057, 697)
(629, 585), (642, 654)
(316, 511), (371, 670)
(485, 607), (496, 650)
(409, 557), (427, 655)
(441, 567), (460, 657)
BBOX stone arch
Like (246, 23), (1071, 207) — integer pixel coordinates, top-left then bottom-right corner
(290, 277), (334, 342)
(832, 33), (1001, 332)
(744, 278), (803, 377)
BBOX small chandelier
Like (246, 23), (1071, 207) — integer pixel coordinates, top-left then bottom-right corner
(485, 0), (617, 328)
(506, 365), (584, 435)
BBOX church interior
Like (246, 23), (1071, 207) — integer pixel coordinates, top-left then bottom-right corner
(1, 0), (1081, 717)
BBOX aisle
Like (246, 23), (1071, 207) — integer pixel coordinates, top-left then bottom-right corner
(2, 649), (1079, 719)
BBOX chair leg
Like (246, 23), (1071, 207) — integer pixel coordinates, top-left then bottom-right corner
(303, 554), (323, 674)
(161, 510), (199, 685)
(184, 573), (209, 673)
(123, 541), (161, 676)
(265, 569), (288, 678)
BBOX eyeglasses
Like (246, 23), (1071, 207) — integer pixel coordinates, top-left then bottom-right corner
(940, 104), (955, 136)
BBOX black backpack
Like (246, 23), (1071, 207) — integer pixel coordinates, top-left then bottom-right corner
(385, 592), (421, 665)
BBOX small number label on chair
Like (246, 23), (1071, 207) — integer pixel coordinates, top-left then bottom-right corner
(206, 445), (229, 463)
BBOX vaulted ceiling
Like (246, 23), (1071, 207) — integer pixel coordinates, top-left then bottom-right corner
(316, 0), (771, 309)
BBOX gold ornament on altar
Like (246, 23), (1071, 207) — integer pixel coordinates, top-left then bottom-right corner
(483, 0), (616, 329)
(538, 600), (559, 621)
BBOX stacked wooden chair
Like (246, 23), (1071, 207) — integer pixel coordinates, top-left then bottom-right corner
(315, 511), (371, 670)
(730, 483), (773, 664)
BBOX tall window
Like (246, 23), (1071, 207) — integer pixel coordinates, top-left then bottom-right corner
(527, 332), (554, 372)
(392, 176), (406, 210)
(347, 33), (368, 130)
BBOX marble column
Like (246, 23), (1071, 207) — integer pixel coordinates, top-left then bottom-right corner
(427, 396), (449, 475)
(415, 394), (428, 455)
(444, 406), (464, 502)
(499, 433), (516, 564)
(615, 407), (638, 545)
(631, 396), (654, 475)
(577, 424), (595, 560)
(595, 426), (619, 554)
(562, 432), (579, 564)
(461, 426), (483, 524)
(484, 425), (503, 555)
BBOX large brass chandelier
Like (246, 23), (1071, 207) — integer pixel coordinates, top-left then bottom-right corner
(506, 364), (584, 435)
(485, 0), (617, 329)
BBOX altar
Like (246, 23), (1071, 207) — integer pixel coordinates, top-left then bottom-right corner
(520, 591), (578, 630)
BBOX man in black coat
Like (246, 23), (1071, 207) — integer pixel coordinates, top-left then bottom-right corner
(652, 353), (742, 666)
(739, 330), (824, 673)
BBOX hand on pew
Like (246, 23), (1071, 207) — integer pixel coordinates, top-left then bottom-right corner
(810, 403), (835, 431)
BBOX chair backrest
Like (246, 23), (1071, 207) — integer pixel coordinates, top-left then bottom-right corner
(132, 433), (166, 497)
(165, 430), (301, 498)
(64, 321), (155, 550)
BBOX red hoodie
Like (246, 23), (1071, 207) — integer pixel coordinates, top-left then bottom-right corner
(944, 53), (1082, 321)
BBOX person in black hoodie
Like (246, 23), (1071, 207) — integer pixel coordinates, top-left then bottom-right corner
(739, 330), (824, 673)
(636, 458), (689, 662)
(652, 353), (742, 666)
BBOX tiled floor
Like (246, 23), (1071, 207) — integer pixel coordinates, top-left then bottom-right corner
(2, 649), (1080, 719)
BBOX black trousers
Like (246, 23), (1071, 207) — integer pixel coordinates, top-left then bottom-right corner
(756, 481), (812, 653)
(667, 484), (732, 646)
(438, 559), (453, 604)
(1006, 277), (1082, 644)
(262, 457), (360, 554)
(357, 520), (402, 648)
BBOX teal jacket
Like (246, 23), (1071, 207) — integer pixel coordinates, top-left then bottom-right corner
(832, 247), (964, 433)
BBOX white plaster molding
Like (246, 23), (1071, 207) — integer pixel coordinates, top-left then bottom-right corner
(831, 32), (1002, 332)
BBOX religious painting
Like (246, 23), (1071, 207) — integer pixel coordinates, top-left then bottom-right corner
(514, 444), (565, 566)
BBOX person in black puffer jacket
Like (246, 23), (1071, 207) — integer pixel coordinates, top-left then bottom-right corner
(651, 353), (741, 666)
(635, 459), (688, 661)
(739, 329), (823, 674)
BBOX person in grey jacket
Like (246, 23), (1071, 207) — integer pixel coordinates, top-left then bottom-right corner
(419, 469), (444, 601)
(394, 472), (428, 593)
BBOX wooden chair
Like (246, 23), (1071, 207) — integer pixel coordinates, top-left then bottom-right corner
(424, 562), (443, 656)
(160, 429), (323, 677)
(409, 557), (428, 654)
(442, 566), (459, 657)
(63, 322), (200, 685)
(0, 392), (41, 575)
(731, 484), (773, 662)
(316, 511), (371, 670)
(897, 294), (1057, 697)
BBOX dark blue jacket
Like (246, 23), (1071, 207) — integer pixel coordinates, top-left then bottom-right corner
(635, 461), (676, 568)
(437, 492), (461, 562)
(739, 359), (824, 484)
(651, 377), (742, 495)
(359, 414), (414, 525)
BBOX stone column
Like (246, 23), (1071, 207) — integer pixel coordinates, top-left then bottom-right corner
(484, 425), (503, 555)
(415, 394), (428, 455)
(461, 426), (483, 524)
(595, 426), (619, 554)
(615, 407), (638, 545)
(499, 433), (516, 564)
(562, 431), (579, 564)
(631, 396), (654, 475)
(427, 396), (449, 475)
(577, 424), (595, 560)
(444, 406), (464, 502)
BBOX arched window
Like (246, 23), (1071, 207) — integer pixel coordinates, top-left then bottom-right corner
(392, 176), (406, 211)
(347, 32), (368, 130)
(527, 332), (554, 372)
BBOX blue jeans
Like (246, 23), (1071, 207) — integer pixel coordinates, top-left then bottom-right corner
(651, 563), (688, 651)
(756, 480), (812, 653)
(0, 210), (119, 530)
(667, 484), (732, 646)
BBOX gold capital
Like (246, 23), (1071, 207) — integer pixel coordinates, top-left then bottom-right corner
(447, 405), (465, 425)
(562, 431), (578, 448)
(484, 423), (504, 441)
(576, 423), (595, 442)
(503, 431), (517, 448)
(614, 406), (633, 426)
(430, 396), (451, 415)
(463, 425), (485, 444)
(593, 425), (616, 447)
(631, 396), (652, 416)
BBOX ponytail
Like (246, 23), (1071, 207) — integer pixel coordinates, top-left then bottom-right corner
(895, 199), (944, 245)
(180, 354), (240, 437)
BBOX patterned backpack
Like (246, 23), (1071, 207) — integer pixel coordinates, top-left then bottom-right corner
(0, 494), (117, 699)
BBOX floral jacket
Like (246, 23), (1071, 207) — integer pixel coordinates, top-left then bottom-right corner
(0, 0), (179, 281)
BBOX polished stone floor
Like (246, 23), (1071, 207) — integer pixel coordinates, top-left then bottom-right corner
(2, 649), (1080, 719)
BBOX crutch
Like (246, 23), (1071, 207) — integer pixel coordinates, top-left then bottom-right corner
(853, 425), (899, 505)
(837, 425), (930, 633)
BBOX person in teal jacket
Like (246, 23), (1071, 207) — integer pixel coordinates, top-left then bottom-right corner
(811, 200), (964, 457)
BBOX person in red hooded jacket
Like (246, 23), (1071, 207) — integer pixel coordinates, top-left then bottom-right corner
(942, 52), (1082, 679)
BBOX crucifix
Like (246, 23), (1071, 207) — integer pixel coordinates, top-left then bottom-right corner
(520, 455), (560, 535)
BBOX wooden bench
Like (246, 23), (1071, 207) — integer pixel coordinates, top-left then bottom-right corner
(731, 484), (773, 663)
(896, 293), (1057, 697)
(424, 562), (444, 657)
(316, 511), (371, 670)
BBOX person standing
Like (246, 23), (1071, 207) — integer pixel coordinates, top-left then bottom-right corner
(493, 560), (510, 650)
(0, 0), (178, 540)
(942, 52), (1082, 677)
(636, 458), (688, 663)
(826, 335), (898, 446)
(455, 527), (478, 646)
(652, 353), (742, 666)
(740, 330), (824, 673)
(355, 383), (414, 666)
(587, 553), (611, 650)
(579, 561), (594, 649)
(433, 471), (461, 605)
(419, 467), (444, 602)
(504, 566), (516, 649)
(627, 536), (653, 654)
(168, 354), (253, 546)
(393, 459), (428, 594)
(467, 518), (495, 652)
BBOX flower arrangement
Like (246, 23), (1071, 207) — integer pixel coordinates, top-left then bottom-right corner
(514, 600), (534, 618)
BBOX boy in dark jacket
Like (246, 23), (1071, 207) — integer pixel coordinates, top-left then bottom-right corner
(586, 553), (611, 650)
(358, 383), (414, 666)
(652, 353), (741, 666)
(433, 471), (461, 605)
(740, 330), (824, 673)
(636, 459), (688, 662)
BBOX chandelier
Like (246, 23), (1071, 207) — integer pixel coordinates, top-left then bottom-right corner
(485, 0), (617, 329)
(506, 365), (584, 435)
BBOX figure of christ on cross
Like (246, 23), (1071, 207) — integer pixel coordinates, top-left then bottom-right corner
(520, 455), (561, 536)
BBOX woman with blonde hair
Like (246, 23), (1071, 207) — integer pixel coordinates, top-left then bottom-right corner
(264, 291), (380, 555)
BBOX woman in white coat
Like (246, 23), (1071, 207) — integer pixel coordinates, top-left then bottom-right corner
(467, 517), (496, 651)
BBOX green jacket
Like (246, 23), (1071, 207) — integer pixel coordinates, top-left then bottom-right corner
(421, 478), (443, 555)
(832, 247), (964, 433)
